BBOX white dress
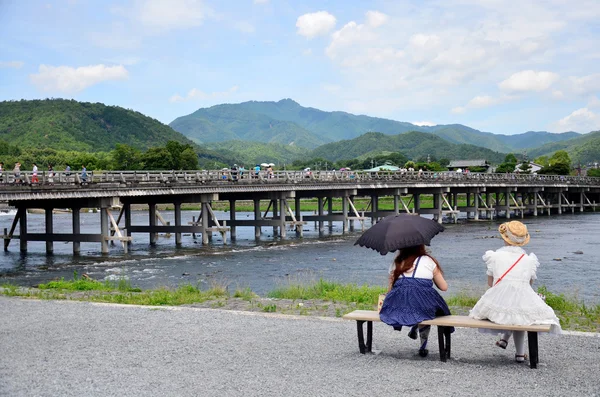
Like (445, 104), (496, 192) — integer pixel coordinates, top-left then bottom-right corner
(469, 246), (561, 334)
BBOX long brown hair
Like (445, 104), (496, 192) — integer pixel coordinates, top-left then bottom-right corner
(391, 245), (443, 283)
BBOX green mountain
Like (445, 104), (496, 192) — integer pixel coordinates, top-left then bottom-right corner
(425, 124), (514, 152)
(235, 98), (421, 141)
(170, 103), (327, 149)
(171, 99), (580, 153)
(206, 140), (308, 166)
(494, 131), (581, 150)
(0, 99), (196, 152)
(309, 131), (506, 163)
(527, 130), (600, 164)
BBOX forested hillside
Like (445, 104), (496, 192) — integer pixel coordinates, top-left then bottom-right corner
(493, 130), (580, 150)
(206, 140), (308, 165)
(0, 99), (194, 151)
(170, 103), (327, 149)
(171, 99), (581, 152)
(528, 130), (600, 164)
(309, 131), (506, 163)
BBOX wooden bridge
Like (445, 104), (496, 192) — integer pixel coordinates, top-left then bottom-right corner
(1, 169), (599, 255)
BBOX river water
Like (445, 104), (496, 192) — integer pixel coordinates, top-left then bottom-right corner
(1, 210), (599, 303)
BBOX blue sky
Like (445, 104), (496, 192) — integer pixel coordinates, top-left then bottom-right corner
(1, 0), (599, 135)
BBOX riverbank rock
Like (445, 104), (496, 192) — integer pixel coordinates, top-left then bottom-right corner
(573, 250), (583, 254)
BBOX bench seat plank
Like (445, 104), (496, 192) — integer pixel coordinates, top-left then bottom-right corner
(342, 311), (552, 333)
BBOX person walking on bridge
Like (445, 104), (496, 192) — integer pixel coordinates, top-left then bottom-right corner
(32, 163), (39, 184)
(81, 165), (88, 183)
(13, 162), (21, 184)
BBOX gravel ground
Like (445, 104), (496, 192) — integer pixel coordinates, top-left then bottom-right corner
(1, 296), (599, 397)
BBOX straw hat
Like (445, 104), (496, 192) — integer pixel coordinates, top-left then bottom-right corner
(498, 221), (530, 246)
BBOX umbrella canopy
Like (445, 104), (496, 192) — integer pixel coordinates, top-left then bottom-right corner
(268, 163), (275, 167)
(260, 163), (269, 167)
(354, 214), (445, 255)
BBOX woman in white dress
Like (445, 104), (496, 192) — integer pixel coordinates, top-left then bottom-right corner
(469, 221), (561, 363)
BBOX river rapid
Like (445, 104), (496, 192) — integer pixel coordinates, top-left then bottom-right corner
(1, 210), (599, 303)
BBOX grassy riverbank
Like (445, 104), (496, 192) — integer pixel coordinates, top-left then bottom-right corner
(142, 195), (469, 213)
(1, 276), (598, 332)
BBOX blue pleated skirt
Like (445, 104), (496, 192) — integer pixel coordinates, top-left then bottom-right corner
(379, 277), (453, 331)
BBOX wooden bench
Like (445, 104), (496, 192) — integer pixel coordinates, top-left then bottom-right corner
(343, 310), (552, 369)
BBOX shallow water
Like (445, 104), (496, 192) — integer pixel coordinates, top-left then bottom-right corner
(1, 210), (599, 303)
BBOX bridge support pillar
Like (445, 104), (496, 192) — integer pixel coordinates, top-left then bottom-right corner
(229, 200), (236, 241)
(174, 202), (182, 246)
(45, 208), (53, 255)
(124, 203), (132, 246)
(272, 199), (279, 237)
(318, 197), (324, 234)
(149, 203), (157, 245)
(370, 195), (378, 224)
(328, 197), (333, 231)
(279, 199), (286, 238)
(580, 192), (585, 213)
(413, 194), (420, 214)
(473, 193), (480, 220)
(254, 199), (261, 239)
(557, 193), (562, 215)
(342, 196), (349, 233)
(19, 208), (27, 253)
(505, 190), (511, 219)
(295, 197), (303, 236)
(72, 208), (80, 255)
(201, 202), (210, 245)
(349, 196), (355, 232)
(533, 194), (538, 216)
(100, 207), (109, 254)
(433, 193), (442, 224)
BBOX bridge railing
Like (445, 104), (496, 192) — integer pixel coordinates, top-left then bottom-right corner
(0, 170), (599, 187)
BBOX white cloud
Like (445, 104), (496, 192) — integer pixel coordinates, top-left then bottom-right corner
(296, 11), (336, 39)
(29, 64), (129, 93)
(365, 11), (388, 28)
(452, 94), (517, 114)
(135, 0), (208, 31)
(253, 0), (268, 4)
(169, 85), (239, 103)
(0, 61), (24, 69)
(551, 90), (564, 99)
(234, 21), (255, 34)
(302, 48), (313, 56)
(552, 108), (599, 133)
(499, 70), (559, 93)
(322, 84), (341, 93)
(588, 96), (600, 109)
(568, 73), (600, 96)
(412, 121), (436, 127)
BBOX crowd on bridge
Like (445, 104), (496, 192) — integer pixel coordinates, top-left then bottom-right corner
(0, 161), (88, 185)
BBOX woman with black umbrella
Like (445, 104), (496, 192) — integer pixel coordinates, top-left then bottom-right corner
(355, 214), (453, 357)
(379, 244), (452, 357)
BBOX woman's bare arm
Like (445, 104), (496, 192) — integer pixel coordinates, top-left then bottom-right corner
(487, 275), (494, 287)
(433, 267), (448, 291)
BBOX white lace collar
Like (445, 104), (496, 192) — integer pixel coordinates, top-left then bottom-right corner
(498, 246), (527, 254)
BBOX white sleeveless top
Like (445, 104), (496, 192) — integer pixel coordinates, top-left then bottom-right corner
(388, 255), (437, 280)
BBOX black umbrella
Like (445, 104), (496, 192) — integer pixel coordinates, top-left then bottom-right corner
(354, 214), (445, 255)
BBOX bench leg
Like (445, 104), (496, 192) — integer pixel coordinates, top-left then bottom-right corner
(356, 320), (373, 354)
(437, 325), (447, 362)
(367, 320), (373, 352)
(444, 327), (452, 359)
(527, 331), (539, 369)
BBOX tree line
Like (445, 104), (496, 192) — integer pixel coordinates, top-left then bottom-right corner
(0, 140), (198, 172)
